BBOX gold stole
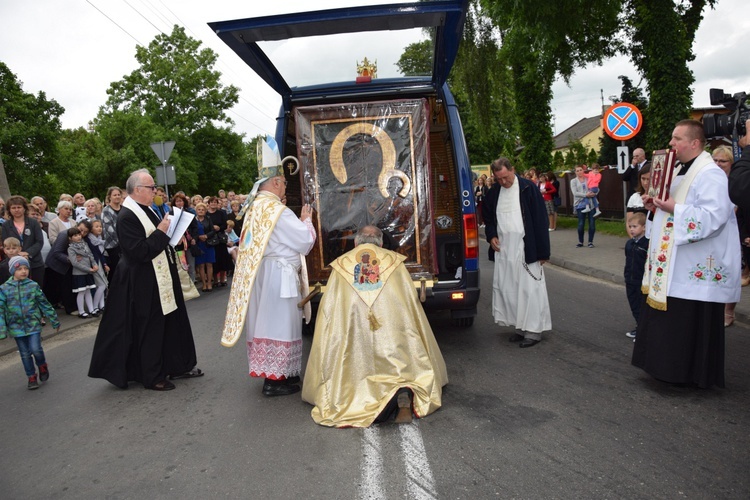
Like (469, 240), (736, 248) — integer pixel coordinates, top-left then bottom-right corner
(121, 196), (177, 315)
(329, 244), (406, 330)
(642, 151), (714, 310)
(220, 192), (286, 347)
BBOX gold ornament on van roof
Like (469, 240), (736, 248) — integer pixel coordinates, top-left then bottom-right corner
(357, 57), (377, 78)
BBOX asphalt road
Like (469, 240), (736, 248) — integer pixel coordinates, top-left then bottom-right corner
(1, 246), (748, 499)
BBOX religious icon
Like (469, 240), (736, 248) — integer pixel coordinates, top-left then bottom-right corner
(648, 149), (677, 202)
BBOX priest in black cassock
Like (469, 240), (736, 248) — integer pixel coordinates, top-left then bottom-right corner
(88, 168), (203, 391)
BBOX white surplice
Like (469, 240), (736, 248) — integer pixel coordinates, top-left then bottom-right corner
(244, 208), (316, 379)
(491, 179), (552, 336)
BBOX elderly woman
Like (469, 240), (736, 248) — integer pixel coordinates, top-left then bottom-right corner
(80, 198), (101, 223)
(712, 145), (747, 327)
(1, 196), (46, 284)
(570, 165), (596, 248)
(171, 193), (199, 282)
(48, 200), (75, 245)
(207, 196), (230, 287)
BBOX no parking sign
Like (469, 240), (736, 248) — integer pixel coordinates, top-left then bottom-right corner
(603, 103), (642, 141)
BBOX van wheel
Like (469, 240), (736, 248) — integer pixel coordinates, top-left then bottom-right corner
(451, 316), (474, 327)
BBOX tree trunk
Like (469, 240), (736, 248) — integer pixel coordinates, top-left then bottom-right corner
(0, 154), (11, 199)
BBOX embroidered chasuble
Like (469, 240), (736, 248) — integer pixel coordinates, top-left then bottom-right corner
(221, 192), (287, 347)
(302, 244), (447, 428)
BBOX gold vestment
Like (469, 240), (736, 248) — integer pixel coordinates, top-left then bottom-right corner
(301, 244), (448, 427)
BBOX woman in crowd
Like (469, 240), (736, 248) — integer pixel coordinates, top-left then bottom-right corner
(44, 222), (76, 314)
(206, 196), (230, 287)
(101, 186), (123, 278)
(626, 164), (651, 214)
(81, 198), (101, 223)
(712, 145), (745, 327)
(227, 200), (244, 237)
(2, 196), (46, 284)
(570, 165), (596, 248)
(27, 205), (51, 264)
(193, 203), (216, 292)
(48, 200), (75, 245)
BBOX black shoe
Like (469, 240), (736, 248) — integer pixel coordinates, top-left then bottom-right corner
(284, 376), (300, 385)
(149, 380), (176, 391)
(262, 379), (301, 397)
(519, 339), (540, 348)
(508, 333), (524, 343)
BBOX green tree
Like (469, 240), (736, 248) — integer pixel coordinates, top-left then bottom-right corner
(0, 61), (64, 200)
(104, 25), (239, 134)
(395, 40), (432, 76)
(627, 0), (716, 150)
(552, 150), (565, 170)
(480, 0), (622, 170)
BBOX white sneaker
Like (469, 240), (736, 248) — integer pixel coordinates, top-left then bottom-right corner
(594, 209), (601, 217)
(580, 206), (591, 213)
(625, 330), (637, 338)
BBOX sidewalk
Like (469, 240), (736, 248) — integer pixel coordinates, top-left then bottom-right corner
(546, 227), (750, 324)
(1, 227), (747, 357)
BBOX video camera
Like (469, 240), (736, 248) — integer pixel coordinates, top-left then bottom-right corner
(702, 88), (750, 139)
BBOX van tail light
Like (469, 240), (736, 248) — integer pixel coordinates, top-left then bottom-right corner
(464, 214), (479, 259)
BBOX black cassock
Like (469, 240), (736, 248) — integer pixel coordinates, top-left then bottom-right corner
(88, 203), (198, 388)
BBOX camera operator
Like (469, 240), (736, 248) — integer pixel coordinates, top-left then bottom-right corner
(729, 118), (750, 212)
(729, 118), (750, 289)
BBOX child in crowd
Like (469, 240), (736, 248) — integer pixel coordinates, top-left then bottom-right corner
(537, 173), (557, 231)
(0, 237), (21, 283)
(67, 227), (98, 318)
(226, 219), (240, 262)
(580, 164), (602, 217)
(85, 219), (109, 313)
(624, 212), (649, 341)
(0, 256), (60, 389)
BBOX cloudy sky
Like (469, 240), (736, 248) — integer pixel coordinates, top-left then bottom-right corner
(1, 0), (747, 141)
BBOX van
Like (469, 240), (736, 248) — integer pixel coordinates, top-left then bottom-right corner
(211, 0), (479, 325)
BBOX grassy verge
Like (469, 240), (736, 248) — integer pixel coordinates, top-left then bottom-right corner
(556, 215), (628, 238)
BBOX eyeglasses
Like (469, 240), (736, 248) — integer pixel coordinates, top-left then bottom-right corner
(138, 185), (158, 191)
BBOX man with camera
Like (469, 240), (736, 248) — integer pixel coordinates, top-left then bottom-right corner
(729, 118), (750, 212)
(632, 119), (741, 389)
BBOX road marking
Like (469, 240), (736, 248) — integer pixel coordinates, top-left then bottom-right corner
(399, 421), (438, 499)
(359, 426), (386, 500)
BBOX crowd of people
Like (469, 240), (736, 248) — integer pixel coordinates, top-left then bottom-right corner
(0, 185), (245, 389)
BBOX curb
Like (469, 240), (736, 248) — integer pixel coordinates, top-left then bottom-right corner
(0, 317), (100, 358)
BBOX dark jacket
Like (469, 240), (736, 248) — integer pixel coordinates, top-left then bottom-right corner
(482, 175), (550, 264)
(729, 145), (750, 213)
(622, 160), (651, 195)
(1, 217), (45, 269)
(45, 233), (72, 275)
(624, 236), (649, 284)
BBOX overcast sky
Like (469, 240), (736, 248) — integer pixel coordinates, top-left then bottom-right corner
(1, 0), (747, 142)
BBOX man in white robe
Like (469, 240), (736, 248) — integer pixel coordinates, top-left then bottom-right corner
(482, 157), (552, 348)
(221, 166), (316, 396)
(633, 119), (741, 388)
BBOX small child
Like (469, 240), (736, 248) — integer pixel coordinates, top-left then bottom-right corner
(67, 227), (98, 318)
(580, 164), (602, 217)
(0, 256), (60, 389)
(226, 220), (240, 263)
(85, 219), (109, 313)
(624, 212), (649, 341)
(0, 237), (22, 283)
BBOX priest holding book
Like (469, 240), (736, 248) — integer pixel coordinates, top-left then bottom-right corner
(632, 119), (741, 388)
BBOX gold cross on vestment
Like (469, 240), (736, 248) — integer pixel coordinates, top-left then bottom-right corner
(706, 255), (715, 269)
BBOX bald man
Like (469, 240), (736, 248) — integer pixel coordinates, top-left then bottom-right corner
(622, 147), (650, 196)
